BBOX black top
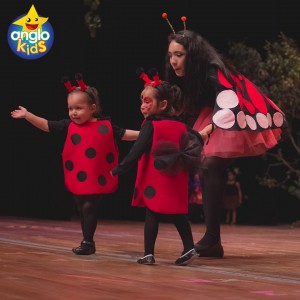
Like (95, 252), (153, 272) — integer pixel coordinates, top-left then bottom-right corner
(112, 115), (202, 176)
(47, 115), (126, 141)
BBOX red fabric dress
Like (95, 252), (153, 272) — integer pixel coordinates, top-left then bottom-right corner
(62, 120), (119, 195)
(132, 120), (189, 214)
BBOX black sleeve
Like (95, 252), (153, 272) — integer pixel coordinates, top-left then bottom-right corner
(112, 122), (126, 141)
(48, 119), (71, 134)
(111, 120), (153, 176)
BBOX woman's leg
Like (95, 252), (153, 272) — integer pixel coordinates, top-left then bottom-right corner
(196, 156), (234, 257)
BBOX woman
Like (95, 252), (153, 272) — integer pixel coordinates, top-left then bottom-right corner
(164, 28), (284, 258)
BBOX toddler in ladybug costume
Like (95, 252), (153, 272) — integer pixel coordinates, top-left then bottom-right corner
(11, 73), (139, 255)
(112, 68), (203, 266)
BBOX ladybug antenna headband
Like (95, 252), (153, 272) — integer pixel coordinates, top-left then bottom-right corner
(162, 13), (187, 34)
(62, 73), (88, 92)
(136, 67), (162, 88)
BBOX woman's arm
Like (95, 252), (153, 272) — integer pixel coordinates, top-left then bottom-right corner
(199, 123), (214, 142)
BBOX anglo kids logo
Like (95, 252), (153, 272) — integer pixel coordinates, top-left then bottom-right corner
(7, 5), (54, 60)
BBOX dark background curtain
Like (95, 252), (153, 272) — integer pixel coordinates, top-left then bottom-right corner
(1, 0), (299, 223)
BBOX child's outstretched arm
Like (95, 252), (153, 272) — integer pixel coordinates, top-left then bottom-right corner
(122, 129), (140, 141)
(11, 105), (49, 132)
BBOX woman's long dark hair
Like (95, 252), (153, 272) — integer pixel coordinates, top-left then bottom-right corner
(164, 30), (239, 115)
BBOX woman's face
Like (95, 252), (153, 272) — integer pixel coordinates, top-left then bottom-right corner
(168, 40), (186, 77)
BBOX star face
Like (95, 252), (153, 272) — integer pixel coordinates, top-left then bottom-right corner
(13, 4), (48, 32)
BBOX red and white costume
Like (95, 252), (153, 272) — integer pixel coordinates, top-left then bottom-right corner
(193, 68), (285, 158)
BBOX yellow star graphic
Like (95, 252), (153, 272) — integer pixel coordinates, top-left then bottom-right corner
(13, 4), (48, 32)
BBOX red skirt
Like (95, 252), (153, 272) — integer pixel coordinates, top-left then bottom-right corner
(193, 107), (282, 158)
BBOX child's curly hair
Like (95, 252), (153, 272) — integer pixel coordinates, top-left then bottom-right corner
(150, 81), (182, 116)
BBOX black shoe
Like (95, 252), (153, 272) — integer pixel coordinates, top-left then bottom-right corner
(175, 249), (197, 266)
(137, 254), (155, 265)
(72, 240), (96, 255)
(194, 240), (224, 258)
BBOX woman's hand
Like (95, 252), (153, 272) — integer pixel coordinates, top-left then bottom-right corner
(199, 123), (214, 143)
(199, 131), (209, 142)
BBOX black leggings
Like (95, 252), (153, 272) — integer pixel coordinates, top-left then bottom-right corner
(199, 156), (234, 244)
(73, 194), (102, 242)
(143, 208), (194, 256)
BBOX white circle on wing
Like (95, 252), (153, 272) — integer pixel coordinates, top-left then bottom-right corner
(246, 115), (257, 130)
(273, 112), (284, 127)
(256, 113), (269, 129)
(236, 111), (247, 129)
(216, 90), (239, 109)
(213, 108), (235, 129)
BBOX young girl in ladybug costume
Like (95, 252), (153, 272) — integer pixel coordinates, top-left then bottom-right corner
(112, 68), (203, 266)
(11, 73), (139, 255)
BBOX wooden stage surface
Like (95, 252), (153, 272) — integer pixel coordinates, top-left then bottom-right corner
(0, 217), (299, 300)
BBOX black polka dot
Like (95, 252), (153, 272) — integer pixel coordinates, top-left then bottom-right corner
(65, 160), (74, 171)
(98, 175), (107, 186)
(85, 147), (96, 158)
(98, 124), (109, 134)
(133, 187), (138, 199)
(71, 134), (81, 144)
(77, 171), (87, 182)
(106, 152), (115, 163)
(144, 186), (156, 199)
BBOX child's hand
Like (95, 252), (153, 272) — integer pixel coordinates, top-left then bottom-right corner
(11, 106), (27, 119)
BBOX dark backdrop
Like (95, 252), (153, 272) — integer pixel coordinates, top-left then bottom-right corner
(2, 0), (299, 223)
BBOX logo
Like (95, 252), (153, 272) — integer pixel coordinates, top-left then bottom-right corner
(7, 4), (54, 60)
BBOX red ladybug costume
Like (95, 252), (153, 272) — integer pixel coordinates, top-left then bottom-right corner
(112, 114), (202, 213)
(133, 119), (189, 214)
(62, 120), (118, 195)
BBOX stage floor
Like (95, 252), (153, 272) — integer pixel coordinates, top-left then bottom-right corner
(0, 217), (299, 300)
